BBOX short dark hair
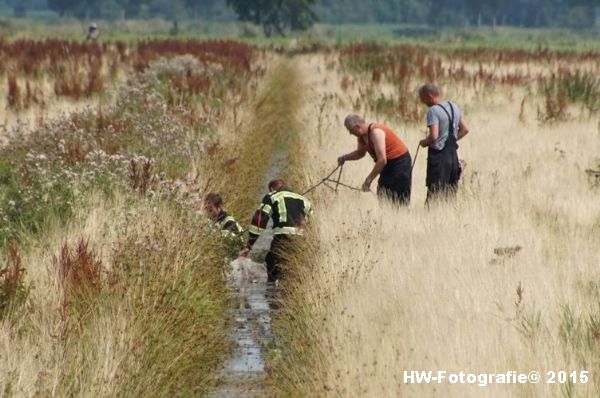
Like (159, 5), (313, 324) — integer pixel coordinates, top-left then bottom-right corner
(419, 84), (440, 97)
(268, 179), (285, 191)
(204, 192), (223, 207)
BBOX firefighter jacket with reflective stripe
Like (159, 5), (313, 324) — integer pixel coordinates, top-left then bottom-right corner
(215, 210), (243, 235)
(247, 187), (312, 249)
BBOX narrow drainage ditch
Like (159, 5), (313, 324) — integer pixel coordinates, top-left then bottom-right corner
(209, 151), (288, 397)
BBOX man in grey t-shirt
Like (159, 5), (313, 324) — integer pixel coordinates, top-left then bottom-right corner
(426, 101), (462, 151)
(418, 84), (470, 203)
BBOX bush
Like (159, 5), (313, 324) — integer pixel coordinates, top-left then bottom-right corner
(0, 157), (75, 245)
(538, 70), (600, 120)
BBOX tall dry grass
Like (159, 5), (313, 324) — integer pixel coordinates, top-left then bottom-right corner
(195, 57), (305, 222)
(0, 192), (230, 396)
(0, 42), (263, 396)
(271, 52), (600, 397)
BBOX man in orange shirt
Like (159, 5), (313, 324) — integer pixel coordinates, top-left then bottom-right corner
(337, 114), (412, 205)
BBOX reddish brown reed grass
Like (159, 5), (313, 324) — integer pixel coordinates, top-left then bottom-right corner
(96, 106), (126, 141)
(515, 281), (524, 318)
(0, 243), (28, 319)
(340, 43), (600, 92)
(55, 239), (102, 293)
(133, 40), (254, 74)
(23, 81), (43, 109)
(85, 62), (104, 97)
(1, 39), (255, 105)
(25, 81), (33, 108)
(341, 76), (351, 91)
(538, 75), (570, 122)
(519, 96), (527, 123)
(7, 75), (21, 110)
(129, 158), (153, 196)
(63, 139), (87, 165)
(109, 57), (120, 79)
(371, 69), (381, 84)
(54, 68), (84, 99)
(54, 238), (103, 336)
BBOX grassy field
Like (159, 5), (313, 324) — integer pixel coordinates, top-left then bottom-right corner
(269, 44), (600, 397)
(0, 38), (273, 396)
(1, 17), (599, 50)
(0, 20), (599, 397)
(312, 24), (600, 50)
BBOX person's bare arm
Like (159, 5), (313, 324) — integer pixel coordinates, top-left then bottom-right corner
(419, 124), (439, 147)
(362, 129), (387, 191)
(457, 118), (469, 140)
(338, 140), (367, 165)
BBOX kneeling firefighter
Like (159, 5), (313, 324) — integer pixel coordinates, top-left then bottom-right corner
(240, 178), (312, 282)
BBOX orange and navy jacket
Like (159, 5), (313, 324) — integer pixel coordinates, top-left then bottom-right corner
(247, 187), (312, 249)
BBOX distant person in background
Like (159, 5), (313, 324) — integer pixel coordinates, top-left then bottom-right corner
(418, 84), (470, 204)
(86, 23), (100, 41)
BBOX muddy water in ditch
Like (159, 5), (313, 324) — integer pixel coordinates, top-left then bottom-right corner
(209, 153), (287, 397)
(208, 222), (277, 397)
(208, 279), (277, 397)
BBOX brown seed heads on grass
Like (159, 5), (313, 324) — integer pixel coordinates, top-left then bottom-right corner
(0, 243), (29, 320)
(129, 158), (153, 196)
(54, 239), (103, 335)
(7, 75), (21, 110)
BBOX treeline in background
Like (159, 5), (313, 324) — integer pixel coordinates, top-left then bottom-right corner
(2, 0), (599, 31)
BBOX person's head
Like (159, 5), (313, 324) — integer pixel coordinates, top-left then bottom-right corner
(204, 192), (223, 218)
(344, 114), (368, 137)
(268, 179), (285, 192)
(89, 22), (98, 31)
(418, 84), (441, 106)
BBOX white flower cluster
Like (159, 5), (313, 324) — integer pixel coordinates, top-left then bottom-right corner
(0, 55), (238, 244)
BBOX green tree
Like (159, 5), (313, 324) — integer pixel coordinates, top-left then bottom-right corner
(185, 0), (219, 18)
(47, 0), (74, 16)
(226, 0), (318, 36)
(565, 0), (597, 28)
(10, 0), (30, 16)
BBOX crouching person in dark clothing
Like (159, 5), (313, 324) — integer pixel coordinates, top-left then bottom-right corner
(240, 179), (312, 283)
(204, 192), (243, 236)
